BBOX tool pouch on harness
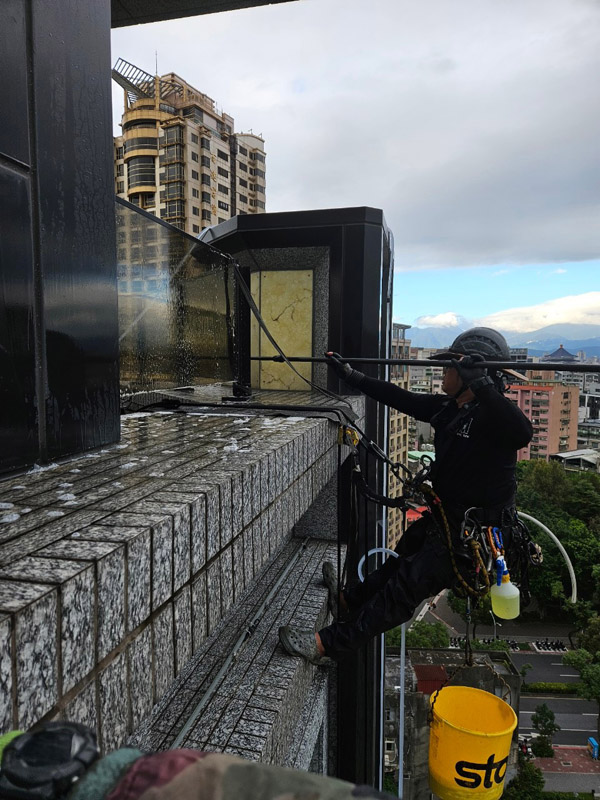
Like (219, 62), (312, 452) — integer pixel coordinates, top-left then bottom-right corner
(449, 505), (541, 605)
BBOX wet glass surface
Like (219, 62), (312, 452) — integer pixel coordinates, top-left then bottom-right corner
(117, 200), (235, 392)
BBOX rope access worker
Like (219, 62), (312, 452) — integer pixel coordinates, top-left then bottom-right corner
(279, 327), (533, 665)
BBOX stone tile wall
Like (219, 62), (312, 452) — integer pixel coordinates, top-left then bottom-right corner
(0, 406), (357, 751)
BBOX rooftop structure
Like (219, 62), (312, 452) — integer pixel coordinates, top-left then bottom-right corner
(543, 344), (578, 363)
(550, 448), (600, 471)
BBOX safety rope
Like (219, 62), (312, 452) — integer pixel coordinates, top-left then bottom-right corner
(197, 237), (531, 611)
(421, 485), (491, 600)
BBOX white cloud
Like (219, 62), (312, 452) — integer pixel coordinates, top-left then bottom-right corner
(111, 0), (600, 270)
(477, 292), (600, 332)
(551, 268), (568, 274)
(414, 312), (465, 328)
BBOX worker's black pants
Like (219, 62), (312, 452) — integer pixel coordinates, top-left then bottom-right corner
(318, 514), (457, 661)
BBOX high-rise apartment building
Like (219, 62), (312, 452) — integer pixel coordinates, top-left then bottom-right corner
(506, 383), (579, 461)
(406, 347), (443, 450)
(387, 324), (411, 549)
(112, 59), (266, 236)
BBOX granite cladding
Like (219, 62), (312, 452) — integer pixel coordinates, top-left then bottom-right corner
(0, 399), (362, 751)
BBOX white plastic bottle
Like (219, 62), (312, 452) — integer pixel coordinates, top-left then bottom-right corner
(490, 556), (520, 619)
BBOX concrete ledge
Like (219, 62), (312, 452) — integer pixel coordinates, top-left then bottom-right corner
(0, 401), (361, 751)
(128, 535), (339, 767)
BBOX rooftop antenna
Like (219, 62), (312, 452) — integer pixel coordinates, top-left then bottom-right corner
(155, 51), (158, 75)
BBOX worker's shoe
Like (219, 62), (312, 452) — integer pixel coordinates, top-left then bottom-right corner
(278, 626), (334, 666)
(322, 561), (339, 617)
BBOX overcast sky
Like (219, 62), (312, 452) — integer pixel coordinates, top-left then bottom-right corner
(111, 0), (600, 332)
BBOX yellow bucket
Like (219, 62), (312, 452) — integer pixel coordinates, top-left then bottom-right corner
(428, 686), (517, 800)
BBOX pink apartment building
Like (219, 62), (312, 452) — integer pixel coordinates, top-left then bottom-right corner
(506, 383), (579, 461)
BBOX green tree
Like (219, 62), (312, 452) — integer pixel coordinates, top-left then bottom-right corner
(563, 647), (593, 673)
(516, 460), (600, 615)
(530, 703), (560, 757)
(520, 662), (533, 680)
(531, 703), (560, 738)
(579, 614), (600, 654)
(386, 620), (450, 649)
(502, 752), (545, 800)
(564, 649), (600, 739)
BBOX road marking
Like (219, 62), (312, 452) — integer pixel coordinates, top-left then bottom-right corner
(583, 713), (599, 716)
(560, 673), (580, 677)
(520, 727), (595, 733)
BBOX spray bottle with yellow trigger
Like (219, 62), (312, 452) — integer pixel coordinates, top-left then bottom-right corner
(490, 555), (520, 619)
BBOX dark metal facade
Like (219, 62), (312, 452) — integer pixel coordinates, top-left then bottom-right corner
(206, 208), (394, 786)
(0, 0), (119, 475)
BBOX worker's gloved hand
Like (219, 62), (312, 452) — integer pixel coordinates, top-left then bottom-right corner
(450, 353), (486, 387)
(325, 352), (364, 387)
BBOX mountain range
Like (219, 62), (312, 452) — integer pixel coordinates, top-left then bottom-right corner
(404, 322), (600, 358)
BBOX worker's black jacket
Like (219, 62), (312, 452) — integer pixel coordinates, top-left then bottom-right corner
(356, 375), (532, 516)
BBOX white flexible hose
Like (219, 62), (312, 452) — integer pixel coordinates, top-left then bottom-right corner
(357, 547), (399, 583)
(518, 511), (577, 603)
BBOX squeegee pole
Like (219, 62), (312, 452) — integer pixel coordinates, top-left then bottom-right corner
(250, 356), (600, 373)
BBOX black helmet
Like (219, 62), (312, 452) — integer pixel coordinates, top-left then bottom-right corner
(444, 327), (510, 361)
(431, 327), (527, 388)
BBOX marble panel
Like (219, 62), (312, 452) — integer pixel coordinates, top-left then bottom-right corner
(153, 603), (174, 702)
(235, 718), (273, 740)
(261, 513), (271, 563)
(191, 571), (207, 653)
(150, 517), (173, 610)
(243, 527), (254, 587)
(175, 480), (218, 562)
(251, 269), (312, 390)
(272, 498), (282, 550)
(36, 539), (125, 661)
(80, 512), (173, 613)
(241, 465), (252, 529)
(127, 500), (190, 593)
(74, 524), (152, 632)
(281, 443), (290, 492)
(0, 616), (12, 733)
(220, 546), (233, 617)
(250, 461), (261, 522)
(174, 585), (192, 675)
(127, 627), (153, 729)
(206, 561), (221, 635)
(0, 556), (95, 693)
(273, 448), (283, 498)
(232, 534), (245, 602)
(64, 681), (98, 742)
(261, 455), (270, 509)
(153, 491), (206, 577)
(231, 471), (243, 538)
(217, 477), (233, 548)
(14, 590), (57, 729)
(99, 652), (128, 753)
(227, 732), (267, 755)
(244, 706), (278, 725)
(252, 521), (262, 576)
(91, 512), (173, 609)
(0, 509), (111, 567)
